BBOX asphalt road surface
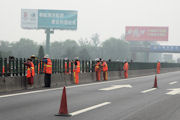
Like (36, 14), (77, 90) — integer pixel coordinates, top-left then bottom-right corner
(1, 71), (180, 120)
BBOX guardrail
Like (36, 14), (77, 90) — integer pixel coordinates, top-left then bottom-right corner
(0, 58), (180, 77)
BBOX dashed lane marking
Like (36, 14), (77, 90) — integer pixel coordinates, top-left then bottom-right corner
(70, 102), (111, 116)
(141, 88), (157, 93)
(99, 85), (132, 91)
(169, 81), (178, 85)
(0, 71), (180, 98)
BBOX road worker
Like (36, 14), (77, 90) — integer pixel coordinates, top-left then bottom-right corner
(2, 65), (5, 75)
(95, 58), (101, 81)
(65, 58), (71, 74)
(43, 55), (52, 87)
(102, 59), (108, 80)
(157, 61), (161, 74)
(73, 57), (80, 84)
(24, 58), (35, 86)
(123, 61), (129, 78)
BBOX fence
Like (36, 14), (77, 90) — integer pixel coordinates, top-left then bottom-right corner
(0, 58), (180, 77)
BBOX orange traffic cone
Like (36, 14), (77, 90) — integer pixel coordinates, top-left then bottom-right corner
(55, 86), (71, 117)
(153, 75), (158, 88)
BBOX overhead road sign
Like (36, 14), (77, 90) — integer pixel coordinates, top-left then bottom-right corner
(125, 26), (168, 41)
(150, 45), (180, 53)
(21, 9), (77, 30)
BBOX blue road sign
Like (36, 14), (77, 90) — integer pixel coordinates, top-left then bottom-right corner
(150, 45), (180, 53)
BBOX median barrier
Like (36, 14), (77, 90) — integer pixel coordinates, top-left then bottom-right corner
(0, 66), (180, 93)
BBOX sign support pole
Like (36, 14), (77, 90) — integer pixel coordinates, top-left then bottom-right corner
(45, 29), (54, 56)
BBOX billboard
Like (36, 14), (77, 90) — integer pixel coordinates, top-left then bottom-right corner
(21, 9), (38, 29)
(125, 26), (168, 41)
(21, 9), (77, 30)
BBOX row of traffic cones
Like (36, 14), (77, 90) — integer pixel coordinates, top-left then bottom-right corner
(55, 75), (159, 117)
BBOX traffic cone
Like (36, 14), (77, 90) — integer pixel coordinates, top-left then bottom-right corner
(55, 86), (71, 117)
(153, 75), (158, 88)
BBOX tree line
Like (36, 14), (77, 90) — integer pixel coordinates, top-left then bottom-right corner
(0, 33), (161, 62)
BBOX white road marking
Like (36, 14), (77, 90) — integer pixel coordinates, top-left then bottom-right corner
(70, 102), (111, 116)
(141, 88), (157, 93)
(169, 81), (178, 85)
(0, 71), (179, 98)
(166, 88), (180, 95)
(99, 85), (132, 91)
(0, 88), (62, 98)
(0, 76), (146, 98)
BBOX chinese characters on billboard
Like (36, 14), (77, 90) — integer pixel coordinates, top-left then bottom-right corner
(125, 26), (168, 41)
(21, 9), (77, 30)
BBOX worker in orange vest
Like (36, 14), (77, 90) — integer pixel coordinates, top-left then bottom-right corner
(156, 61), (161, 74)
(102, 59), (108, 80)
(123, 61), (129, 79)
(24, 58), (35, 86)
(73, 57), (80, 84)
(2, 65), (5, 75)
(95, 58), (101, 81)
(43, 55), (52, 87)
(65, 58), (71, 74)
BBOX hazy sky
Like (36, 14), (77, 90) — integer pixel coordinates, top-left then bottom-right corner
(0, 0), (180, 45)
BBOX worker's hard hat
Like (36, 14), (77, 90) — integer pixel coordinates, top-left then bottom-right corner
(31, 55), (36, 58)
(64, 57), (68, 60)
(75, 57), (79, 60)
(44, 54), (49, 58)
(95, 58), (100, 62)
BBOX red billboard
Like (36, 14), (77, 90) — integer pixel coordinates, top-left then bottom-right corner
(125, 26), (168, 41)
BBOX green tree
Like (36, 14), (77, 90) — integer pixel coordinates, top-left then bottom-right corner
(11, 38), (38, 58)
(78, 48), (90, 60)
(38, 46), (45, 59)
(102, 37), (130, 61)
(91, 33), (100, 47)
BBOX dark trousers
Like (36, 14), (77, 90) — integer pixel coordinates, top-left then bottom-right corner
(27, 76), (34, 85)
(44, 74), (51, 87)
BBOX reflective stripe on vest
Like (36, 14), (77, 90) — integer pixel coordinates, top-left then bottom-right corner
(44, 58), (52, 74)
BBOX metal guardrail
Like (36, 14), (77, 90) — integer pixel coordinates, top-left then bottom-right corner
(0, 58), (180, 77)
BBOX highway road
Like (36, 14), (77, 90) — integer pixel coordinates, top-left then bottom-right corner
(0, 71), (180, 120)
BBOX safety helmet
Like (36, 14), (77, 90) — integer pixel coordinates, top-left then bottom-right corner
(44, 54), (49, 58)
(31, 55), (36, 59)
(64, 57), (68, 60)
(75, 57), (79, 60)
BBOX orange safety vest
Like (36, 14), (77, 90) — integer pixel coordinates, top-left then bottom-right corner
(95, 62), (101, 72)
(123, 62), (128, 72)
(2, 66), (5, 75)
(102, 61), (108, 72)
(65, 62), (71, 73)
(43, 58), (52, 74)
(27, 62), (35, 78)
(76, 61), (80, 73)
